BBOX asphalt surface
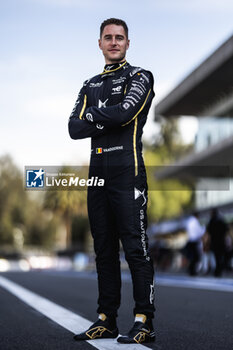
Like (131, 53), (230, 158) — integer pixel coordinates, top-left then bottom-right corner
(0, 270), (233, 350)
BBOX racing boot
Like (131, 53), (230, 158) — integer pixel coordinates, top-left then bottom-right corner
(117, 314), (155, 344)
(73, 313), (118, 341)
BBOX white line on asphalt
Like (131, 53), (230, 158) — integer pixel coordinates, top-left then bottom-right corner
(156, 276), (233, 292)
(42, 270), (233, 293)
(0, 276), (148, 350)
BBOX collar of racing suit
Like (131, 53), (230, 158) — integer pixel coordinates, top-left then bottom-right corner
(101, 60), (128, 76)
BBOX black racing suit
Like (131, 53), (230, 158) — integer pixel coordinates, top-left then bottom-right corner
(69, 61), (155, 319)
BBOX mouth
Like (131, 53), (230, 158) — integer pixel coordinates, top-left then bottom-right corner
(109, 49), (120, 52)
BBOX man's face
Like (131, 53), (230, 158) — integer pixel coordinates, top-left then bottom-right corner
(99, 24), (130, 64)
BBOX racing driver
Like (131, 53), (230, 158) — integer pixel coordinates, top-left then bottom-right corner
(68, 18), (156, 344)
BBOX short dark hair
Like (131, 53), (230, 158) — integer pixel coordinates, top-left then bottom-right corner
(100, 18), (128, 39)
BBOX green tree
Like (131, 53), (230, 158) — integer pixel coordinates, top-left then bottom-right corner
(144, 149), (193, 222)
(43, 166), (88, 248)
(0, 155), (27, 244)
(144, 117), (194, 222)
(153, 116), (193, 160)
(0, 155), (58, 249)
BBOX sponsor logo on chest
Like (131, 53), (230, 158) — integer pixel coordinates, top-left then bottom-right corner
(89, 81), (103, 88)
(98, 99), (108, 108)
(112, 77), (126, 85)
(111, 85), (122, 95)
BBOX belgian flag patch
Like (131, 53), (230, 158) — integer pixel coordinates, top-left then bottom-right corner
(96, 148), (102, 154)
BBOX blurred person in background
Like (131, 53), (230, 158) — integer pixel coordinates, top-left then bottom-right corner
(68, 18), (155, 344)
(200, 231), (216, 275)
(207, 208), (228, 277)
(224, 232), (233, 272)
(185, 212), (205, 276)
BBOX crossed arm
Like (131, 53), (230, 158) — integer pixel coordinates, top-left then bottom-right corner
(68, 71), (154, 140)
(68, 83), (107, 140)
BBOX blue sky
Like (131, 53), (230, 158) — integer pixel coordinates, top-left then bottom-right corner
(1, 0), (233, 168)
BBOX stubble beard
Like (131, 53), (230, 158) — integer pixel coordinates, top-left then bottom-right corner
(106, 52), (126, 64)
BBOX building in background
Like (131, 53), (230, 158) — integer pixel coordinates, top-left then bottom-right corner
(154, 34), (233, 221)
(148, 35), (233, 272)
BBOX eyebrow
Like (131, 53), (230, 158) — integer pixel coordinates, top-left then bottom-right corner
(104, 34), (125, 39)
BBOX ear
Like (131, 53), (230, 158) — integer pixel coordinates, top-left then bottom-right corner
(98, 39), (102, 50)
(126, 39), (130, 50)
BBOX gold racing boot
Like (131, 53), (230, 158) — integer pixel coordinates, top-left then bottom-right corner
(117, 314), (155, 344)
(73, 313), (118, 341)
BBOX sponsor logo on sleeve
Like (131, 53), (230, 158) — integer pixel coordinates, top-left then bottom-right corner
(124, 98), (135, 107)
(70, 92), (81, 115)
(130, 84), (144, 96)
(140, 72), (150, 83)
(123, 102), (130, 110)
(129, 67), (142, 77)
(86, 113), (93, 122)
(83, 79), (91, 86)
(96, 124), (104, 129)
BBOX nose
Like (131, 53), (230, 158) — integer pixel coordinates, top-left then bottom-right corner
(111, 37), (117, 46)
